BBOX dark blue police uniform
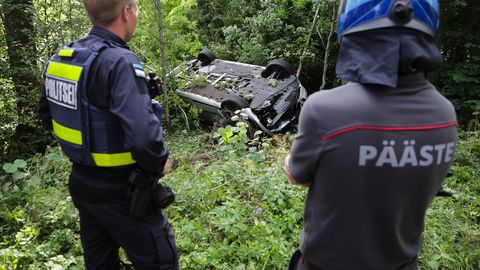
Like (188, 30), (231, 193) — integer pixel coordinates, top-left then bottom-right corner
(38, 26), (178, 270)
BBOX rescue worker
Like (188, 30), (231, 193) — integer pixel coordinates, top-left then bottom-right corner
(38, 0), (178, 269)
(284, 0), (457, 269)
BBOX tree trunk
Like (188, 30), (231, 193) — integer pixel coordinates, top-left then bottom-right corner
(152, 0), (171, 129)
(319, 1), (337, 90)
(1, 0), (49, 158)
(296, 3), (321, 78)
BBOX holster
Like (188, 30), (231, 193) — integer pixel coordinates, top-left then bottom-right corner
(128, 169), (175, 218)
(128, 169), (158, 218)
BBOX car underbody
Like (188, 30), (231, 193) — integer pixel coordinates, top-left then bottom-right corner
(173, 50), (307, 135)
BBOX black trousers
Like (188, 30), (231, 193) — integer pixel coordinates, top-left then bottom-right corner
(287, 250), (419, 270)
(288, 250), (324, 270)
(69, 172), (178, 270)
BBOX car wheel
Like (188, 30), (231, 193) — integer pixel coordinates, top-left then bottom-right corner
(220, 95), (249, 118)
(261, 59), (294, 79)
(198, 48), (216, 66)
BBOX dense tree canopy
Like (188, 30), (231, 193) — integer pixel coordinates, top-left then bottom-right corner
(0, 0), (478, 156)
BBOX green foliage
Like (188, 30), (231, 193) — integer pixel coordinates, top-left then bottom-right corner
(0, 0), (89, 159)
(438, 1), (480, 126)
(0, 0), (50, 159)
(33, 0), (90, 63)
(0, 1), (479, 267)
(191, 74), (208, 88)
(165, 130), (480, 269)
(163, 131), (304, 269)
(160, 91), (203, 131)
(1, 159), (28, 193)
(440, 42), (480, 126)
(419, 131), (480, 269)
(1, 0), (478, 158)
(268, 79), (278, 88)
(132, 0), (202, 71)
(130, 0), (205, 131)
(194, 0), (340, 91)
(0, 79), (17, 158)
(213, 122), (250, 151)
(0, 147), (83, 269)
(1, 131), (480, 269)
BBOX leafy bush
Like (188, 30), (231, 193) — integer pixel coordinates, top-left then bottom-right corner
(420, 131), (480, 270)
(213, 122), (250, 151)
(438, 1), (480, 127)
(0, 79), (17, 160)
(194, 0), (340, 92)
(440, 44), (480, 127)
(0, 148), (83, 270)
(1, 130), (479, 269)
(163, 130), (304, 269)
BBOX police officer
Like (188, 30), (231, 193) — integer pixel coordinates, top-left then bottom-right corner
(38, 0), (178, 269)
(284, 0), (457, 269)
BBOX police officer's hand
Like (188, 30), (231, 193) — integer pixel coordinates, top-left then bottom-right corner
(162, 159), (170, 177)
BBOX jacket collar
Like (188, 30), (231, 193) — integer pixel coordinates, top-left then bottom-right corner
(89, 26), (130, 49)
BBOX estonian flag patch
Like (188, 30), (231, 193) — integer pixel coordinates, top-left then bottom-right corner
(132, 63), (147, 79)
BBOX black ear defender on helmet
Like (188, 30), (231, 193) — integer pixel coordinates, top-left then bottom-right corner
(389, 0), (413, 24)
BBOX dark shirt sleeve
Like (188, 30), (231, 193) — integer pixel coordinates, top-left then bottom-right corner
(38, 84), (53, 131)
(109, 53), (169, 175)
(288, 99), (324, 183)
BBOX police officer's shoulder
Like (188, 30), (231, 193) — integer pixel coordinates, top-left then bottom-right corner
(99, 46), (147, 78)
(99, 45), (137, 64)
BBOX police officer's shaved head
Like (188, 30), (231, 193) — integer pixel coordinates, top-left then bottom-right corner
(83, 0), (133, 26)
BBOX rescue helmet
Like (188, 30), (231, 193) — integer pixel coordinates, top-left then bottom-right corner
(337, 0), (439, 39)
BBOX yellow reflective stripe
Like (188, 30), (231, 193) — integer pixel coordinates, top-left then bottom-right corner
(58, 49), (74, 57)
(52, 120), (83, 145)
(46, 62), (83, 81)
(92, 152), (136, 167)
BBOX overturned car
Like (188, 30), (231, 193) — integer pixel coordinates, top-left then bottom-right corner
(172, 49), (307, 135)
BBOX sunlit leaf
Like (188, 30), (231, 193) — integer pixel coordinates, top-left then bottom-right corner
(26, 175), (41, 187)
(3, 163), (17, 174)
(426, 260), (440, 270)
(12, 171), (26, 180)
(14, 159), (27, 168)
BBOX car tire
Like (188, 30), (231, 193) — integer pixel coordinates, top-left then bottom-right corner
(220, 95), (249, 117)
(198, 48), (216, 66)
(261, 59), (294, 79)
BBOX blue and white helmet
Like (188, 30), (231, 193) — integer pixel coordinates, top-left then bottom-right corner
(337, 0), (440, 39)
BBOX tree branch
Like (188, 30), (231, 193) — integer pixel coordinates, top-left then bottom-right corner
(296, 3), (322, 78)
(152, 0), (171, 127)
(319, 1), (337, 90)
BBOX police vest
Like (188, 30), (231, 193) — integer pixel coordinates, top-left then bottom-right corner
(44, 41), (136, 167)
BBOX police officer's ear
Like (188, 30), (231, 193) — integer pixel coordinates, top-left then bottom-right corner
(120, 1), (135, 21)
(121, 4), (130, 22)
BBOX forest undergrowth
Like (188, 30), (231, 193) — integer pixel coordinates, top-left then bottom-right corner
(0, 127), (479, 270)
